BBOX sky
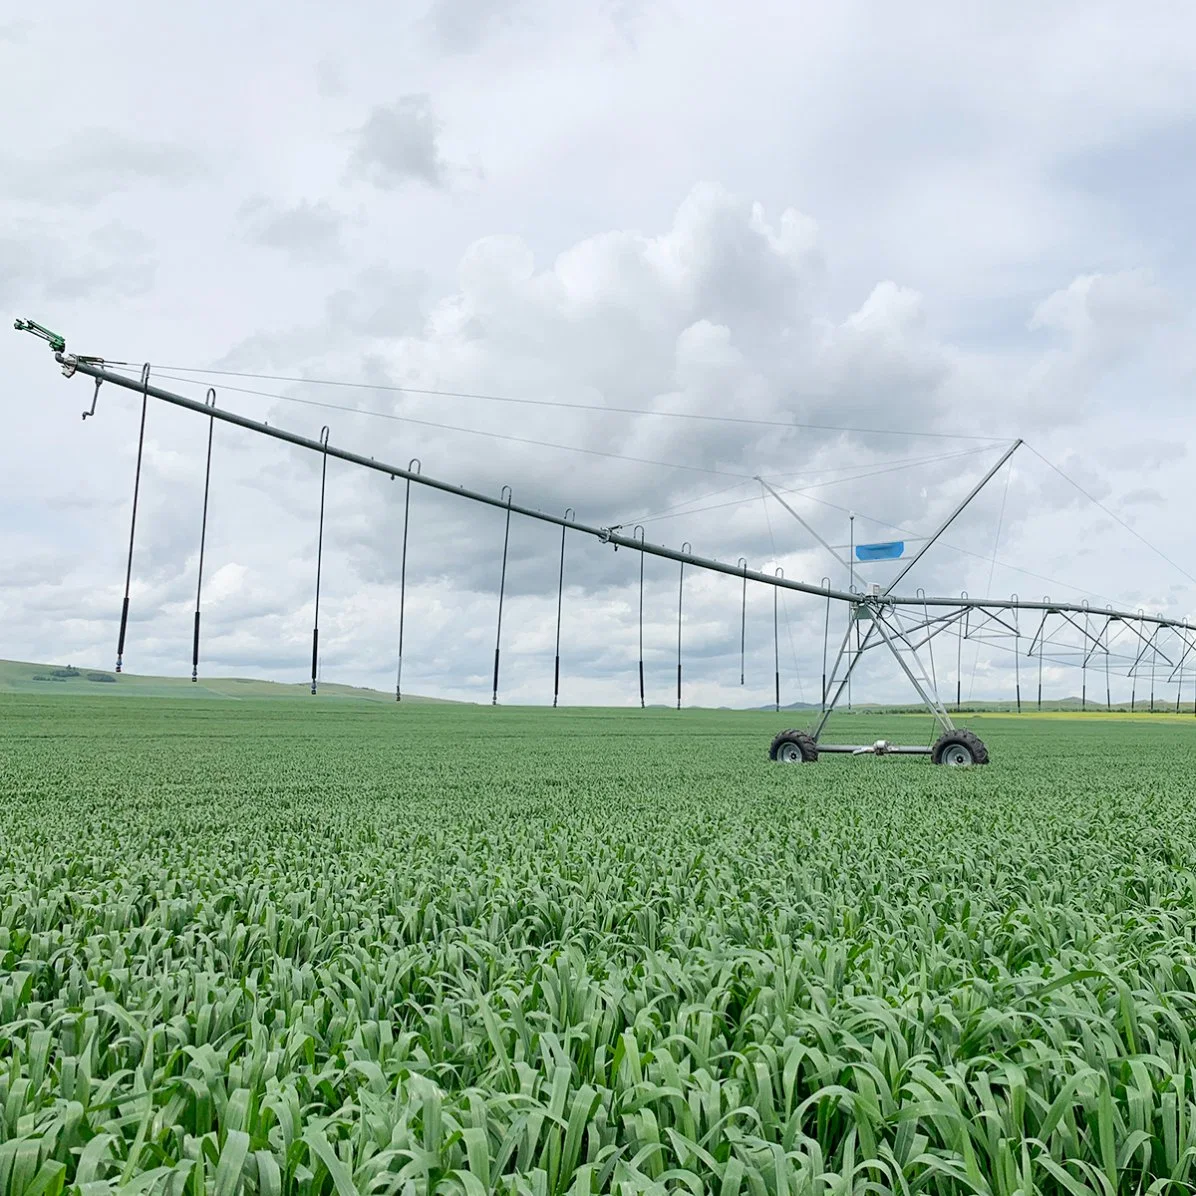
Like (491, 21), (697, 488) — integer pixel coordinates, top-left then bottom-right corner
(3, 0), (1195, 708)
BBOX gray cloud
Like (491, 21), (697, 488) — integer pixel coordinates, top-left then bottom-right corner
(347, 96), (448, 189)
(422, 0), (524, 53)
(0, 220), (155, 307)
(1120, 487), (1165, 507)
(215, 266), (428, 369)
(315, 57), (348, 98)
(238, 198), (345, 262)
(6, 129), (202, 206)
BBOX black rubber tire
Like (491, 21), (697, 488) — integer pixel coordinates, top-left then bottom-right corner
(930, 728), (989, 766)
(769, 729), (819, 763)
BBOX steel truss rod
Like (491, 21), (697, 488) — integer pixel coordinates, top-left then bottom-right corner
(863, 608), (969, 657)
(959, 608), (1019, 639)
(812, 619), (880, 740)
(1028, 608), (1052, 657)
(1116, 615), (1170, 660)
(1054, 608), (1138, 661)
(882, 438), (1022, 594)
(45, 357), (1196, 635)
(1082, 616), (1114, 669)
(1166, 629), (1196, 684)
(1128, 624), (1162, 679)
(861, 606), (966, 643)
(886, 609), (956, 722)
(755, 476), (849, 569)
(871, 611), (954, 732)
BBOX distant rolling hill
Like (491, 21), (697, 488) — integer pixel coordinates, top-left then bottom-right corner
(0, 659), (455, 702)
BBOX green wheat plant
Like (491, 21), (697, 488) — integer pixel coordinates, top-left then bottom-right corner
(3, 697), (1196, 1194)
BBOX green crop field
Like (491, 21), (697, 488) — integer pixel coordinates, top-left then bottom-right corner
(3, 696), (1196, 1194)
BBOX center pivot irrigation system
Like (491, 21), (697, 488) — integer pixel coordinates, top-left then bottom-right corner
(16, 319), (1196, 766)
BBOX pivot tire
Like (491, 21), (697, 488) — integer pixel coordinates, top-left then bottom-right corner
(769, 729), (818, 763)
(930, 728), (989, 766)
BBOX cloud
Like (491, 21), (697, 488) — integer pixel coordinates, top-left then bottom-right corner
(1119, 487), (1164, 507)
(1030, 269), (1172, 354)
(5, 129), (202, 206)
(216, 266), (428, 368)
(422, 0), (525, 53)
(315, 57), (347, 98)
(238, 198), (345, 262)
(0, 219), (156, 307)
(347, 96), (449, 189)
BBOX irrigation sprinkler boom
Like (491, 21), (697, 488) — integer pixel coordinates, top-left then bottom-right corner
(17, 326), (1196, 766)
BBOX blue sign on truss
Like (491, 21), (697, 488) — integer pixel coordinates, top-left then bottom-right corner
(855, 541), (905, 562)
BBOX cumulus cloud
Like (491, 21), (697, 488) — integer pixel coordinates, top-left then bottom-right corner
(5, 129), (202, 206)
(348, 96), (449, 189)
(1030, 270), (1172, 355)
(422, 0), (525, 53)
(0, 219), (155, 306)
(238, 198), (345, 261)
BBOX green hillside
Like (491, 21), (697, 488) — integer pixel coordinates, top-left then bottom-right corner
(0, 659), (455, 702)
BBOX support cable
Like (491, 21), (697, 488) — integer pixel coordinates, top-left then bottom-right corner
(623, 446), (994, 527)
(760, 489), (806, 703)
(129, 362), (1011, 443)
(102, 364), (1165, 615)
(55, 358), (1193, 632)
(1027, 444), (1196, 587)
(967, 457), (1013, 703)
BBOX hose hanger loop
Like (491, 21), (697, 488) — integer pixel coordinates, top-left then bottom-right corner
(737, 557), (748, 686)
(1010, 592), (1021, 712)
(394, 456), (423, 698)
(773, 566), (784, 712)
(192, 387), (218, 681)
(492, 485), (513, 705)
(310, 425), (331, 695)
(634, 526), (646, 708)
(820, 575), (834, 712)
(394, 457), (422, 701)
(954, 589), (969, 712)
(553, 508), (575, 708)
(114, 362), (152, 673)
(676, 542), (691, 711)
